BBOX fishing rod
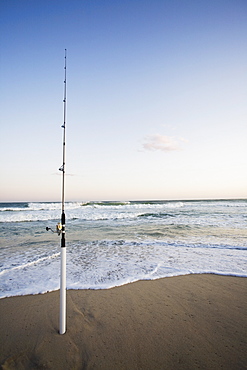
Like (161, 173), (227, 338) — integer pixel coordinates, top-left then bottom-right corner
(59, 48), (67, 335)
(46, 49), (67, 335)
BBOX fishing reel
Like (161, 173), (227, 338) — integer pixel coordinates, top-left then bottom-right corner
(46, 222), (62, 236)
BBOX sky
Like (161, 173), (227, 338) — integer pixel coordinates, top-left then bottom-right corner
(0, 0), (247, 202)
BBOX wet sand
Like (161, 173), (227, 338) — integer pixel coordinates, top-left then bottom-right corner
(0, 274), (246, 369)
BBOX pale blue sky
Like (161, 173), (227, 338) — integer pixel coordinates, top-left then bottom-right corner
(1, 0), (247, 201)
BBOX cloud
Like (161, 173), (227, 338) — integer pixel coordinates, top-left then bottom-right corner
(143, 134), (185, 152)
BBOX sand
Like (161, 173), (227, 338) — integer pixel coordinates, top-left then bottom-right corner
(0, 274), (246, 369)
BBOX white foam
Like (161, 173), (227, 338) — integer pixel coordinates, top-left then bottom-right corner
(0, 252), (60, 276)
(1, 200), (246, 298)
(1, 239), (246, 298)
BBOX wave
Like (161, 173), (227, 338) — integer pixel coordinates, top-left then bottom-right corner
(1, 199), (246, 212)
(0, 252), (60, 276)
(0, 202), (29, 212)
(81, 200), (184, 208)
(138, 212), (176, 219)
(0, 211), (138, 223)
(27, 202), (82, 211)
(5, 199), (234, 214)
(1, 238), (246, 298)
(0, 201), (184, 223)
(0, 202), (82, 212)
(1, 199), (246, 224)
(81, 201), (131, 207)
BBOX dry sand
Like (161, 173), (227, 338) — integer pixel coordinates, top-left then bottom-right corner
(0, 274), (246, 369)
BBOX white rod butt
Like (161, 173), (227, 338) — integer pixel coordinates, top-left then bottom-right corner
(59, 246), (66, 334)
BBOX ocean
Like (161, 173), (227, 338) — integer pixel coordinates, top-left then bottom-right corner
(0, 199), (246, 298)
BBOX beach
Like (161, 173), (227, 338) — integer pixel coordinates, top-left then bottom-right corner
(0, 274), (246, 369)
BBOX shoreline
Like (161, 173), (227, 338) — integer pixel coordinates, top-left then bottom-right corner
(1, 274), (246, 369)
(1, 272), (247, 300)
